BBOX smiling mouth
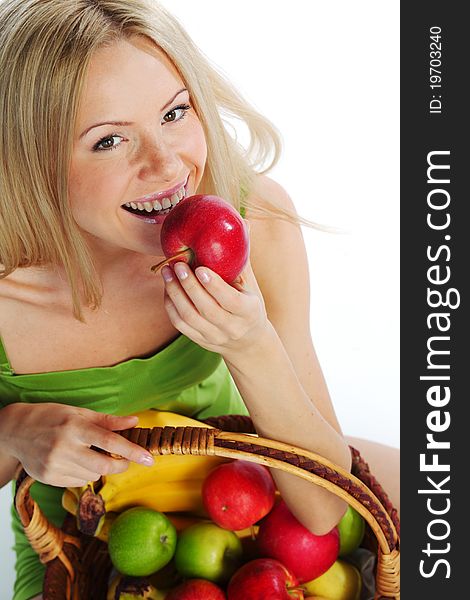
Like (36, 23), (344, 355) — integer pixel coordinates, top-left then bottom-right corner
(122, 182), (187, 217)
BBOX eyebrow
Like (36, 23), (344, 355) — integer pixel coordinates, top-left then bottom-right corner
(79, 88), (188, 139)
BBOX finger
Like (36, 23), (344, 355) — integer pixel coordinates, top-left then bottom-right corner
(80, 449), (132, 476)
(62, 477), (97, 488)
(51, 475), (98, 488)
(162, 265), (200, 319)
(63, 463), (102, 483)
(163, 289), (209, 342)
(172, 263), (231, 325)
(82, 412), (139, 432)
(232, 259), (265, 300)
(163, 263), (207, 319)
(231, 272), (248, 291)
(82, 427), (155, 467)
(194, 266), (248, 314)
(34, 463), (102, 488)
(172, 262), (214, 304)
(163, 266), (220, 332)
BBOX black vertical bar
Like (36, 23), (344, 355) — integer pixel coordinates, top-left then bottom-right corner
(401, 2), (467, 597)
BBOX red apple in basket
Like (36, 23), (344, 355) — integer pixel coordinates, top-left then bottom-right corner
(165, 578), (226, 599)
(256, 500), (340, 583)
(227, 558), (304, 600)
(151, 194), (250, 283)
(202, 460), (276, 530)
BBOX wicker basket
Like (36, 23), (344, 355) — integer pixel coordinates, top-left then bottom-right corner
(14, 414), (400, 599)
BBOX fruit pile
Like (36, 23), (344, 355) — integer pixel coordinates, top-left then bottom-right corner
(63, 412), (366, 600)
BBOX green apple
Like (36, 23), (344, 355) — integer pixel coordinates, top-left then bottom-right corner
(302, 559), (362, 600)
(337, 506), (365, 556)
(108, 507), (177, 577)
(174, 521), (243, 583)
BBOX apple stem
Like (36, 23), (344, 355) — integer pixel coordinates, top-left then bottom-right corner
(289, 585), (307, 594)
(150, 249), (193, 274)
(250, 525), (257, 541)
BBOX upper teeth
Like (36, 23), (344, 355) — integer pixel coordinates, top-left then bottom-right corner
(125, 185), (186, 212)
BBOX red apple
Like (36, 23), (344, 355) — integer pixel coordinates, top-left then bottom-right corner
(202, 460), (276, 531)
(152, 194), (249, 283)
(227, 558), (304, 600)
(165, 578), (226, 599)
(256, 500), (339, 583)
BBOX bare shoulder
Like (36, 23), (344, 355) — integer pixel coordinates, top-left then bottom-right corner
(0, 267), (66, 312)
(244, 174), (304, 245)
(244, 174), (310, 316)
(245, 173), (297, 219)
(244, 175), (343, 432)
(0, 269), (33, 313)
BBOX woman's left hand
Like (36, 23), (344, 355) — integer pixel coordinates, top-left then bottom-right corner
(161, 257), (269, 356)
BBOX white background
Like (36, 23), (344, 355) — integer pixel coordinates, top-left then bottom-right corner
(0, 1), (399, 596)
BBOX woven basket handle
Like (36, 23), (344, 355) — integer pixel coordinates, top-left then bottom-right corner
(201, 415), (400, 536)
(14, 420), (400, 599)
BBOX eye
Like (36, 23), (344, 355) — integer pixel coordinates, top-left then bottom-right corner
(93, 134), (123, 152)
(163, 103), (192, 124)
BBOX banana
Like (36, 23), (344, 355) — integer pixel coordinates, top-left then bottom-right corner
(132, 410), (204, 429)
(62, 488), (78, 516)
(65, 411), (231, 536)
(104, 452), (229, 487)
(95, 511), (118, 542)
(101, 478), (207, 516)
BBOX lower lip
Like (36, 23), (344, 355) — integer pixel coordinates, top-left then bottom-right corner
(123, 183), (188, 224)
(124, 210), (170, 225)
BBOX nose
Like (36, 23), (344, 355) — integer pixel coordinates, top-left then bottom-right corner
(138, 135), (182, 184)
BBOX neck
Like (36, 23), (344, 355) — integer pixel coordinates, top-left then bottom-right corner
(79, 232), (164, 282)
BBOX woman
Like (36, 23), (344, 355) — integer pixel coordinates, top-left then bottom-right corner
(0, 1), (399, 598)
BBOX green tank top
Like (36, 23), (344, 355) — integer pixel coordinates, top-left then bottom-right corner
(0, 334), (248, 600)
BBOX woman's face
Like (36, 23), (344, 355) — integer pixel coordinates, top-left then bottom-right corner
(70, 35), (207, 260)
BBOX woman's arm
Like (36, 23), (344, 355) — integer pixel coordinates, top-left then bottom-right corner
(222, 176), (351, 534)
(0, 405), (20, 487)
(0, 402), (155, 488)
(160, 176), (351, 534)
(246, 176), (344, 432)
(223, 324), (350, 535)
(0, 443), (20, 488)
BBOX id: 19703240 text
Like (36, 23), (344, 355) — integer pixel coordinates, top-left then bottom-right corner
(429, 26), (443, 114)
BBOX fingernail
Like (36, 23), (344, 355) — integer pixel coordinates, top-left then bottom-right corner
(174, 263), (188, 280)
(162, 266), (173, 282)
(196, 268), (210, 284)
(138, 454), (154, 466)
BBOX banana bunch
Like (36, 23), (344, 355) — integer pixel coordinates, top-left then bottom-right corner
(62, 410), (231, 538)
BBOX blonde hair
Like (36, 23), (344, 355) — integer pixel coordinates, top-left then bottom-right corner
(0, 0), (313, 319)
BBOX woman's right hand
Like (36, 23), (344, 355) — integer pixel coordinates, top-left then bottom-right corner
(0, 402), (154, 488)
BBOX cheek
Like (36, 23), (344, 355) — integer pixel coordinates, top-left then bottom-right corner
(68, 158), (125, 216)
(67, 166), (88, 218)
(185, 119), (207, 169)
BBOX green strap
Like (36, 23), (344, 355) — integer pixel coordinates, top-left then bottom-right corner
(0, 338), (13, 375)
(239, 182), (248, 219)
